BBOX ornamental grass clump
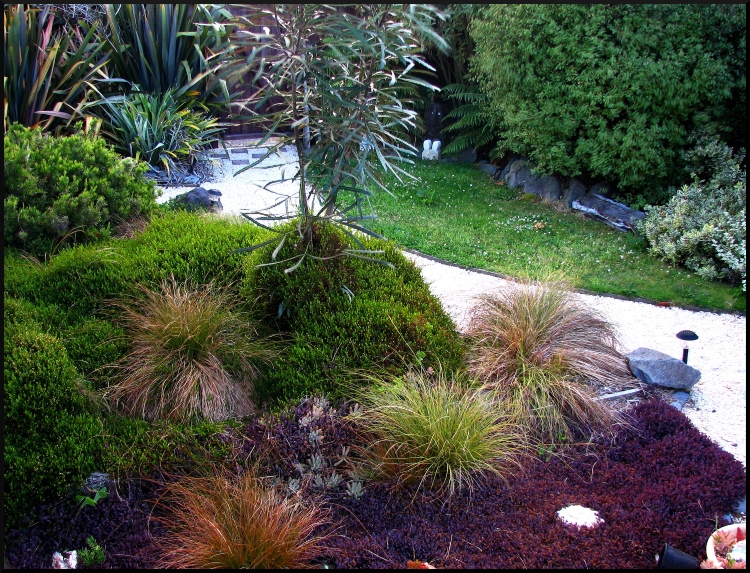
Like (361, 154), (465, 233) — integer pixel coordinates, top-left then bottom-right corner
(153, 470), (331, 569)
(349, 367), (527, 498)
(106, 277), (275, 423)
(465, 280), (633, 443)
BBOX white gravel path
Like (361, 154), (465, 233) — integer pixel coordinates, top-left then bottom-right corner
(157, 141), (747, 467)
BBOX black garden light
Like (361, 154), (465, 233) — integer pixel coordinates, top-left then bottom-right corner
(676, 330), (698, 364)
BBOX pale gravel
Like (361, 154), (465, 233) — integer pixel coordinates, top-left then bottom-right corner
(156, 143), (747, 467)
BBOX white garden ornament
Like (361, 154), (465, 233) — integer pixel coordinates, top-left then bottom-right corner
(556, 504), (604, 528)
(422, 139), (441, 161)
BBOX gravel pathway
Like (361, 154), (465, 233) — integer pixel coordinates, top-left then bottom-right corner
(157, 141), (747, 467)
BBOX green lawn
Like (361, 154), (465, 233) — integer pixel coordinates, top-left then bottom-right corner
(351, 162), (744, 313)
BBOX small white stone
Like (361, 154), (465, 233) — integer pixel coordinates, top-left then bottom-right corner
(557, 504), (603, 528)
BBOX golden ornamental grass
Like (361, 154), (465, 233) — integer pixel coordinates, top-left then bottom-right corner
(464, 280), (634, 442)
(153, 470), (331, 569)
(106, 277), (276, 423)
(349, 367), (527, 498)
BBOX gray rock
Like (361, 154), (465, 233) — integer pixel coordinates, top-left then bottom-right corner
(457, 147), (477, 164)
(626, 347), (701, 390)
(478, 161), (499, 178)
(572, 194), (645, 232)
(735, 497), (746, 514)
(173, 187), (223, 213)
(440, 156), (460, 164)
(523, 173), (562, 201)
(498, 153), (523, 181)
(504, 159), (533, 189)
(672, 390), (691, 404)
(669, 401), (684, 411)
(83, 472), (111, 492)
(562, 178), (587, 208)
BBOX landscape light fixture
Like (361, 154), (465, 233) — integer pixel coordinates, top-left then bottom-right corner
(675, 330), (698, 364)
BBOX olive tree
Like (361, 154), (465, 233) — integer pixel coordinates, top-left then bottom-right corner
(228, 4), (448, 269)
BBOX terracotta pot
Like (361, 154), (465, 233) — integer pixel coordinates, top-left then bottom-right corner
(705, 523), (746, 569)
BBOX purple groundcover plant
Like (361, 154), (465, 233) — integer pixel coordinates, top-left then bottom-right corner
(5, 398), (745, 569)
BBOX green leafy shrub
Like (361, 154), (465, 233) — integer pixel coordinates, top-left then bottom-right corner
(3, 124), (158, 256)
(241, 221), (464, 404)
(4, 317), (101, 533)
(106, 277), (276, 423)
(62, 319), (129, 391)
(469, 4), (746, 202)
(350, 367), (526, 498)
(638, 138), (746, 290)
(464, 279), (632, 443)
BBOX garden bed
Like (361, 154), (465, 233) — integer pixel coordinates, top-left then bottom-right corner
(6, 398), (745, 569)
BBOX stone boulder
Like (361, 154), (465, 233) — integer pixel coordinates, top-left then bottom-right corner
(572, 194), (645, 232)
(503, 159), (532, 189)
(478, 161), (499, 178)
(173, 187), (223, 213)
(626, 347), (701, 390)
(523, 173), (562, 202)
(562, 178), (587, 208)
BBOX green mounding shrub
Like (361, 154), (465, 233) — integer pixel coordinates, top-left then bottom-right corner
(105, 277), (277, 424)
(4, 212), (273, 322)
(3, 124), (158, 256)
(349, 367), (527, 498)
(99, 416), (237, 479)
(4, 317), (101, 533)
(62, 319), (129, 391)
(153, 470), (331, 569)
(464, 279), (632, 443)
(2, 294), (125, 390)
(241, 221), (464, 404)
(469, 4), (746, 203)
(638, 137), (746, 291)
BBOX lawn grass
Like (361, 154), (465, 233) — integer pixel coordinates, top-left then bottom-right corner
(355, 161), (744, 313)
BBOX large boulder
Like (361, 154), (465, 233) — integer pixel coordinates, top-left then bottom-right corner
(572, 193), (645, 232)
(504, 159), (532, 189)
(172, 187), (223, 213)
(478, 161), (500, 178)
(562, 178), (587, 208)
(626, 347), (701, 390)
(523, 173), (562, 201)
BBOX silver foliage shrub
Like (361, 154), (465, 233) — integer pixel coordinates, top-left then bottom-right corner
(638, 136), (746, 291)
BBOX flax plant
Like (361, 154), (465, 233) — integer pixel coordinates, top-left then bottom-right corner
(106, 277), (276, 424)
(349, 367), (527, 498)
(3, 4), (109, 133)
(154, 469), (331, 569)
(465, 279), (634, 442)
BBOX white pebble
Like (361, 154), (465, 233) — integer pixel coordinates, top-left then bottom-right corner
(556, 504), (603, 528)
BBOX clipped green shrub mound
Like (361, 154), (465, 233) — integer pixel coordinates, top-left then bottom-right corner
(638, 138), (746, 291)
(4, 315), (101, 533)
(99, 416), (237, 479)
(4, 211), (273, 322)
(241, 221), (464, 404)
(4, 124), (158, 256)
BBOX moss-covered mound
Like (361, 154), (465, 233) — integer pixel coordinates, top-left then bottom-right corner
(241, 221), (465, 404)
